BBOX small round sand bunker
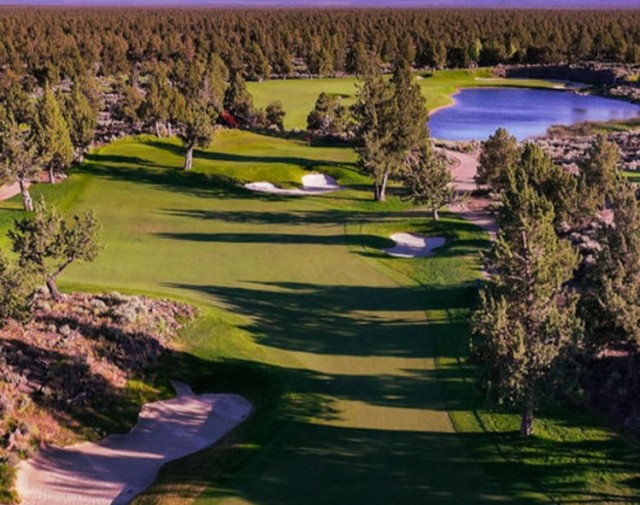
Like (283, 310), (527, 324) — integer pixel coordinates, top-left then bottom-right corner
(244, 173), (341, 195)
(383, 233), (446, 258)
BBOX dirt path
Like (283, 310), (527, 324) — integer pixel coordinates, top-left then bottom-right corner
(444, 149), (498, 239)
(16, 382), (251, 505)
(0, 182), (25, 202)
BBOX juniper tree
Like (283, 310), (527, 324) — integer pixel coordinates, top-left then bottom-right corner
(518, 143), (578, 228)
(576, 134), (622, 222)
(404, 144), (455, 221)
(63, 81), (98, 163)
(472, 169), (582, 436)
(476, 127), (520, 192)
(0, 108), (39, 211)
(306, 92), (348, 136)
(223, 72), (255, 128)
(266, 101), (286, 131)
(9, 197), (102, 301)
(0, 251), (35, 324)
(579, 178), (640, 352)
(140, 64), (173, 137)
(113, 75), (143, 128)
(352, 53), (430, 202)
(35, 84), (73, 183)
(177, 103), (214, 171)
(351, 59), (394, 201)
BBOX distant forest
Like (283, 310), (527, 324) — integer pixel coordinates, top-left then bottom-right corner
(0, 8), (639, 85)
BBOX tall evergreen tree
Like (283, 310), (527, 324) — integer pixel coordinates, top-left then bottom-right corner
(177, 102), (214, 171)
(0, 108), (39, 211)
(140, 64), (173, 137)
(35, 84), (73, 183)
(351, 59), (394, 201)
(403, 144), (455, 221)
(223, 72), (255, 128)
(63, 81), (98, 163)
(389, 55), (430, 171)
(352, 54), (430, 202)
(306, 92), (348, 136)
(472, 169), (581, 436)
(579, 179), (640, 352)
(476, 128), (520, 192)
(577, 134), (622, 221)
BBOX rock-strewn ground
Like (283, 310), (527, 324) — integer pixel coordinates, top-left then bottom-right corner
(0, 292), (194, 495)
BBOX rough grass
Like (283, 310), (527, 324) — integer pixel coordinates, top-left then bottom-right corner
(0, 130), (638, 504)
(248, 68), (561, 130)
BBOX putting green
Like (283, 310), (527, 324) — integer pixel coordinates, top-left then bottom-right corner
(248, 68), (561, 130)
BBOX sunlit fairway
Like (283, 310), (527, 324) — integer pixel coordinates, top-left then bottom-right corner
(248, 68), (562, 130)
(1, 129), (638, 504)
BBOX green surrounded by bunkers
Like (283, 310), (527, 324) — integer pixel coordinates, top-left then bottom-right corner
(0, 71), (638, 505)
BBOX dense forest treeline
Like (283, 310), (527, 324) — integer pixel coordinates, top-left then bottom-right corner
(0, 8), (639, 85)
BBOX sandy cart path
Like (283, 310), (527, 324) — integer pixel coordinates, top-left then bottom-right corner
(445, 149), (498, 239)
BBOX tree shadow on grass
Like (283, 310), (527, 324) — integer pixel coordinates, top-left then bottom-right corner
(147, 354), (640, 505)
(166, 280), (475, 360)
(140, 138), (355, 171)
(155, 231), (393, 249)
(159, 208), (413, 227)
(81, 155), (247, 201)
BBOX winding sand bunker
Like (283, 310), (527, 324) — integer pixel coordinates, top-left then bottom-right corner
(383, 233), (446, 258)
(16, 382), (251, 505)
(244, 173), (341, 195)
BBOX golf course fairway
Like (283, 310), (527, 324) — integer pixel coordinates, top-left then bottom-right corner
(1, 129), (636, 504)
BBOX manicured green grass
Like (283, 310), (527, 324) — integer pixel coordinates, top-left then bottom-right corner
(248, 68), (562, 130)
(1, 130), (638, 504)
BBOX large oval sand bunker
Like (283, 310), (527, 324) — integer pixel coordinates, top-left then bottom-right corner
(16, 382), (251, 505)
(383, 233), (446, 258)
(244, 173), (341, 195)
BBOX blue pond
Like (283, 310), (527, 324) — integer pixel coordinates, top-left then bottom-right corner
(429, 87), (640, 141)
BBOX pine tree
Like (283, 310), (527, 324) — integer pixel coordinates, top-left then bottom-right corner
(0, 108), (39, 211)
(63, 81), (97, 163)
(351, 58), (394, 201)
(476, 128), (520, 192)
(177, 103), (214, 171)
(140, 64), (173, 137)
(306, 92), (347, 136)
(352, 53), (430, 202)
(35, 84), (73, 183)
(404, 144), (455, 220)
(265, 101), (286, 131)
(223, 72), (255, 128)
(579, 178), (640, 351)
(389, 55), (430, 168)
(577, 134), (622, 221)
(518, 143), (578, 228)
(472, 169), (581, 436)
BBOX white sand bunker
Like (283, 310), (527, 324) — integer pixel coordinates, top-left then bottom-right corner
(244, 173), (341, 195)
(383, 233), (446, 258)
(16, 381), (251, 505)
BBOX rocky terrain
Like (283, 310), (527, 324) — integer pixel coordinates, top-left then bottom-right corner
(0, 291), (194, 494)
(536, 130), (640, 173)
